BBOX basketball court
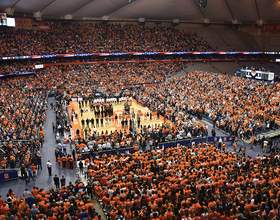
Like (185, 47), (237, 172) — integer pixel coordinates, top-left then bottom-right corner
(67, 98), (166, 138)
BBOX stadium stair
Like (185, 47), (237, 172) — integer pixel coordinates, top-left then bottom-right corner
(236, 31), (260, 51)
(95, 30), (102, 48)
(165, 69), (188, 81)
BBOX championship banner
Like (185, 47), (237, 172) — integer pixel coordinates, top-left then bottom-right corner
(38, 20), (54, 30)
(262, 24), (280, 34)
(250, 24), (255, 32)
(15, 17), (33, 30)
(277, 24), (280, 32)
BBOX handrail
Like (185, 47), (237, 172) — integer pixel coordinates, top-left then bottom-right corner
(0, 168), (20, 172)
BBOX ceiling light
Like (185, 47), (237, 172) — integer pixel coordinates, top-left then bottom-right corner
(199, 0), (207, 8)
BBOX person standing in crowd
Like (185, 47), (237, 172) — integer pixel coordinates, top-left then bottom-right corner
(28, 166), (35, 182)
(36, 154), (42, 170)
(211, 128), (216, 137)
(30, 204), (39, 219)
(26, 193), (35, 209)
(62, 143), (67, 154)
(232, 140), (237, 152)
(86, 181), (93, 199)
(69, 135), (72, 149)
(68, 155), (74, 169)
(243, 147), (246, 157)
(263, 138), (268, 153)
(96, 117), (99, 127)
(251, 136), (255, 149)
(21, 164), (27, 180)
(53, 175), (60, 189)
(46, 160), (52, 176)
(60, 175), (66, 187)
(61, 155), (67, 168)
(79, 160), (84, 174)
(81, 119), (85, 129)
(23, 188), (30, 198)
(72, 148), (76, 161)
(137, 116), (141, 128)
(52, 122), (55, 133)
(31, 163), (37, 178)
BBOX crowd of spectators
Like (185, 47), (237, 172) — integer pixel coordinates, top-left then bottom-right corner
(58, 62), (185, 98)
(0, 61), (186, 171)
(0, 23), (98, 57)
(82, 143), (280, 220)
(96, 24), (215, 53)
(60, 102), (206, 155)
(0, 55), (187, 76)
(0, 61), (33, 76)
(2, 141), (280, 220)
(0, 23), (215, 57)
(0, 20), (279, 220)
(0, 182), (99, 220)
(0, 73), (48, 169)
(132, 71), (280, 141)
(1, 62), (280, 170)
(0, 60), (280, 219)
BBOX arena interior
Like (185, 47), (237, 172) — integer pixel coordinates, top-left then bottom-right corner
(0, 0), (280, 219)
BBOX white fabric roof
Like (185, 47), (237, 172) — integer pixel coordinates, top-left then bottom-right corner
(0, 0), (280, 23)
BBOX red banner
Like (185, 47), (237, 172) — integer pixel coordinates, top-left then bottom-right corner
(261, 23), (280, 34)
(250, 24), (255, 32)
(15, 17), (33, 30)
(38, 20), (54, 30)
(262, 24), (267, 33)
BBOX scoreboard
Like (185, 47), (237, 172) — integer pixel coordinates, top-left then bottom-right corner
(0, 12), (7, 25)
(0, 13), (15, 27)
(236, 69), (275, 81)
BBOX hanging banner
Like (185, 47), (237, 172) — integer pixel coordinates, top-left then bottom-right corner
(15, 17), (33, 30)
(250, 24), (255, 32)
(38, 20), (54, 30)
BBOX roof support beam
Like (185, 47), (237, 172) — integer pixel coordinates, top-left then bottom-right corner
(254, 0), (261, 20)
(224, 0), (235, 20)
(192, 0), (206, 19)
(71, 0), (95, 15)
(40, 0), (56, 13)
(11, 0), (20, 9)
(106, 0), (137, 17)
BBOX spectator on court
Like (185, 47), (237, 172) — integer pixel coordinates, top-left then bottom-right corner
(46, 160), (52, 176)
(53, 175), (60, 189)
